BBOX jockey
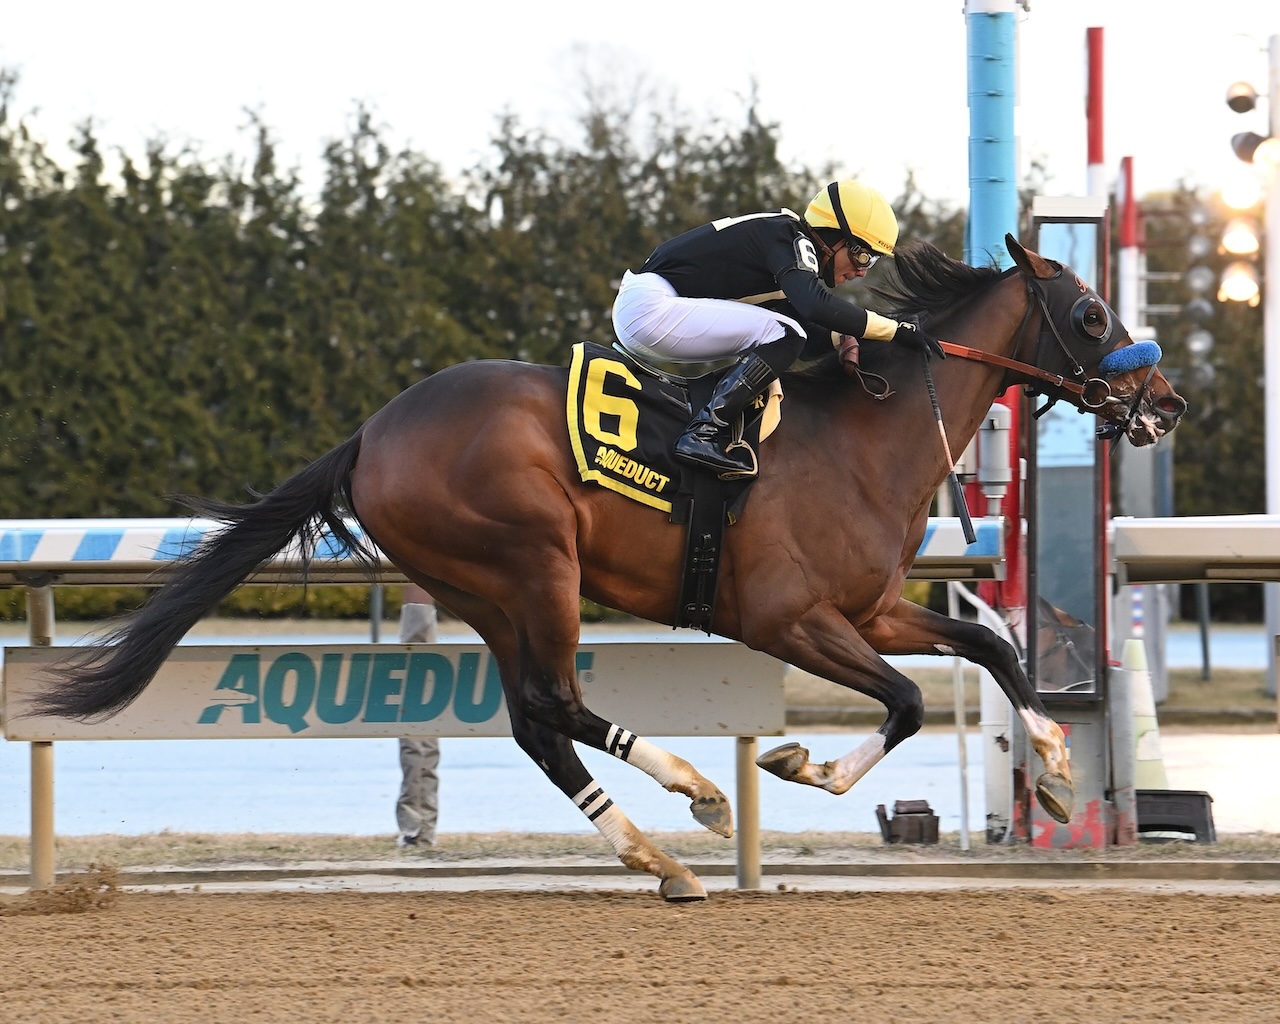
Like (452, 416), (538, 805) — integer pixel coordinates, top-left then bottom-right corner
(612, 180), (943, 477)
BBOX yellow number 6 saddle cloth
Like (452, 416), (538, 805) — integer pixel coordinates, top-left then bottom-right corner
(566, 341), (782, 514)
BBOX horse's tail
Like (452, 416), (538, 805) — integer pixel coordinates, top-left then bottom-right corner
(31, 433), (374, 721)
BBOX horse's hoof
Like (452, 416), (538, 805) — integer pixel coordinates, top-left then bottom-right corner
(659, 872), (707, 903)
(757, 741), (809, 781)
(691, 792), (734, 838)
(1035, 773), (1074, 824)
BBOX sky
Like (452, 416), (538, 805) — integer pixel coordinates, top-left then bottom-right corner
(1, 1), (1277, 211)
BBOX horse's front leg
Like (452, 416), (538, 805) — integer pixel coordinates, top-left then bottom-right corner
(861, 597), (1073, 824)
(751, 602), (925, 795)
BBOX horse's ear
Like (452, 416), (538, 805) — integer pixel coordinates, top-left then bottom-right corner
(1005, 233), (1057, 279)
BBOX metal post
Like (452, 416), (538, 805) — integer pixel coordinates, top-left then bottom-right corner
(966, 0), (1019, 846)
(964, 0), (1019, 271)
(369, 584), (384, 643)
(1086, 27), (1106, 200)
(938, 482), (972, 853)
(947, 584), (972, 852)
(1197, 583), (1212, 681)
(975, 407), (1013, 843)
(734, 736), (761, 889)
(1115, 156), (1169, 699)
(26, 585), (56, 889)
(1264, 35), (1280, 699)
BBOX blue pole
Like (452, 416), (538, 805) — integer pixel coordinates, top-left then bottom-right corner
(965, 0), (1021, 846)
(965, 0), (1019, 269)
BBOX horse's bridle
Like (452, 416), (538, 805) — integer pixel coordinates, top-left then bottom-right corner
(935, 272), (1157, 440)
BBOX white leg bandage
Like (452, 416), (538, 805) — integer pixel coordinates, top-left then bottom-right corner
(828, 733), (888, 793)
(572, 781), (634, 856)
(606, 726), (698, 793)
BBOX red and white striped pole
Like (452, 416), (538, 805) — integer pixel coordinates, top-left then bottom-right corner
(1087, 26), (1106, 199)
(1117, 156), (1140, 329)
(1088, 25), (1143, 847)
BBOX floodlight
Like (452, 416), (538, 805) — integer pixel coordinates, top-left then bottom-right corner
(1254, 137), (1280, 171)
(1232, 132), (1269, 163)
(1218, 263), (1261, 304)
(1226, 81), (1259, 112)
(1185, 265), (1216, 294)
(1185, 329), (1215, 357)
(1185, 297), (1216, 323)
(1222, 217), (1261, 255)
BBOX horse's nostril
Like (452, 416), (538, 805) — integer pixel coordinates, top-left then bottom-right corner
(1155, 395), (1186, 420)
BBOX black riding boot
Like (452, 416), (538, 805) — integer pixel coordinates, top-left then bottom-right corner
(674, 353), (776, 477)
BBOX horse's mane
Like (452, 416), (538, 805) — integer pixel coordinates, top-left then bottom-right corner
(871, 239), (1006, 321)
(783, 240), (1007, 384)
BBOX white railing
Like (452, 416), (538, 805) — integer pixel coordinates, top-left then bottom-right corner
(1111, 515), (1280, 584)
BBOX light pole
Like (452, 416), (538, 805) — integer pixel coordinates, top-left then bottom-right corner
(1226, 35), (1280, 697)
(1265, 38), (1280, 699)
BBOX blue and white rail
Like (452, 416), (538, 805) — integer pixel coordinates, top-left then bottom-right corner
(0, 516), (1005, 586)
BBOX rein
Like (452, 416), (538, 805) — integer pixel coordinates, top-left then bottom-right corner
(936, 339), (1091, 397)
(935, 280), (1116, 410)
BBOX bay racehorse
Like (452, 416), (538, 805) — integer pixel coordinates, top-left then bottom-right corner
(35, 234), (1185, 900)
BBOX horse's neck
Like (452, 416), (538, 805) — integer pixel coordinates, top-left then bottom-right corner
(930, 273), (1030, 451)
(782, 275), (1027, 518)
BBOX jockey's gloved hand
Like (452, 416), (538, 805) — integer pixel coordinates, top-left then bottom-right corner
(893, 321), (946, 359)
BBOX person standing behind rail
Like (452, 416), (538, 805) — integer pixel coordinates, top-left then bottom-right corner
(396, 584), (440, 846)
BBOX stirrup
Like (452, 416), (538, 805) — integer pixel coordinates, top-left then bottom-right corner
(673, 430), (757, 479)
(717, 440), (758, 480)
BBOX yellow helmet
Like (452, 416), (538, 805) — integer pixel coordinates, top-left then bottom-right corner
(804, 180), (898, 256)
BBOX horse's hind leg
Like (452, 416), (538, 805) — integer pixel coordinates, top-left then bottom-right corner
(597, 725), (734, 837)
(516, 716), (707, 902)
(862, 597), (1073, 824)
(419, 578), (710, 901)
(505, 569), (734, 839)
(752, 603), (925, 795)
(517, 667), (735, 838)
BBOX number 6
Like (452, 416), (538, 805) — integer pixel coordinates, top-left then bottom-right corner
(583, 359), (640, 450)
(795, 237), (821, 275)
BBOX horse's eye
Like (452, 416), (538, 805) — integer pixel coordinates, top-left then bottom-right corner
(1072, 298), (1110, 342)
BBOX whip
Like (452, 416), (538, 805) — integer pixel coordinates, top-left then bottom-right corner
(921, 354), (976, 545)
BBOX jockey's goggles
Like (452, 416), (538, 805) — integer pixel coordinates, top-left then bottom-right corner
(846, 243), (880, 270)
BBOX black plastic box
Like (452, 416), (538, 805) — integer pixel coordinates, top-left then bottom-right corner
(876, 800), (940, 844)
(1136, 789), (1216, 843)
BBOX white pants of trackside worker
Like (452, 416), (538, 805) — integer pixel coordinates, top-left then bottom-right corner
(611, 270), (806, 363)
(396, 600), (440, 845)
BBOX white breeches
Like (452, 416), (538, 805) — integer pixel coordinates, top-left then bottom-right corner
(612, 270), (806, 363)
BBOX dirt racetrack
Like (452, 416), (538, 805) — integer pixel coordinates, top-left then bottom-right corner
(2, 883), (1278, 1023)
